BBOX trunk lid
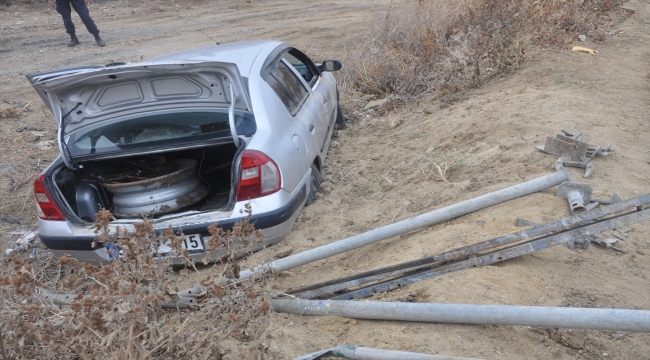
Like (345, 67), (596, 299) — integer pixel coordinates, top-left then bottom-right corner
(27, 61), (251, 168)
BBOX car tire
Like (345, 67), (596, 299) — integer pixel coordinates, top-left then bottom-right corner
(335, 102), (347, 130)
(306, 163), (322, 206)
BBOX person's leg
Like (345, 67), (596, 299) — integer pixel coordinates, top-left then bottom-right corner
(70, 0), (105, 47)
(70, 0), (99, 35)
(55, 0), (79, 46)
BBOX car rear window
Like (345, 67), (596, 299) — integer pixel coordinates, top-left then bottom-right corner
(67, 110), (255, 157)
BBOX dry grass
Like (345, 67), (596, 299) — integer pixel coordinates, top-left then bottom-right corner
(339, 0), (623, 109)
(0, 108), (20, 119)
(0, 206), (277, 359)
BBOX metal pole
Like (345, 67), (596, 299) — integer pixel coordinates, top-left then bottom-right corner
(272, 299), (650, 333)
(336, 347), (481, 360)
(328, 208), (650, 300)
(238, 163), (571, 279)
(294, 345), (484, 360)
(288, 193), (650, 298)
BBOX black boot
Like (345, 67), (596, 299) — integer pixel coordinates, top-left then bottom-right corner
(68, 34), (79, 47)
(94, 34), (105, 47)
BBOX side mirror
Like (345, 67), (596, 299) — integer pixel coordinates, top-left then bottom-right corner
(319, 60), (342, 72)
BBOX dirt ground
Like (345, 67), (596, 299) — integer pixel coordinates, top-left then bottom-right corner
(1, 0), (649, 359)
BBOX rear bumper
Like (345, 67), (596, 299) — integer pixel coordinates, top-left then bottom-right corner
(40, 182), (307, 266)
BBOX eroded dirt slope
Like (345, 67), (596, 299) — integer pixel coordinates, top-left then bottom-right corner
(1, 0), (649, 359)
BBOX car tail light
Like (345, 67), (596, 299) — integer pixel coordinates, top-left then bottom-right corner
(236, 150), (281, 201)
(34, 174), (66, 221)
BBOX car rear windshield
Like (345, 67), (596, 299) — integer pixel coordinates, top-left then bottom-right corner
(66, 110), (256, 157)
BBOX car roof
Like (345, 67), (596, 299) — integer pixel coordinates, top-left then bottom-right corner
(148, 40), (285, 77)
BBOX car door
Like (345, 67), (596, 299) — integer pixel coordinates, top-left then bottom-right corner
(263, 52), (329, 161)
(282, 49), (336, 156)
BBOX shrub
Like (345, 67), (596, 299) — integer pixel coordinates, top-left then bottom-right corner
(0, 206), (276, 359)
(340, 0), (622, 105)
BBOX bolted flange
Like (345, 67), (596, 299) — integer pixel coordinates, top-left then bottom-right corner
(557, 181), (593, 214)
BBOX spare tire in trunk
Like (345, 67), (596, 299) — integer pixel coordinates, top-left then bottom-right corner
(102, 159), (208, 218)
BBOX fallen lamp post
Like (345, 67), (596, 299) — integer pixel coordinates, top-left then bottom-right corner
(238, 160), (572, 280)
(272, 299), (650, 333)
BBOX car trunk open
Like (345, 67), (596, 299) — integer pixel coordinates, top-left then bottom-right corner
(28, 60), (254, 223)
(27, 60), (252, 169)
(52, 141), (242, 222)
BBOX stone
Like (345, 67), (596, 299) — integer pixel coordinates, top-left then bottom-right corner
(579, 35), (586, 41)
(364, 98), (388, 110)
(389, 117), (404, 128)
(551, 329), (586, 349)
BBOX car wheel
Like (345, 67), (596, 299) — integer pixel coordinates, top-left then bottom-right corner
(336, 102), (347, 129)
(306, 163), (322, 206)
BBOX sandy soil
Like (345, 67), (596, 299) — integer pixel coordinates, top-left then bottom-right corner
(1, 0), (649, 359)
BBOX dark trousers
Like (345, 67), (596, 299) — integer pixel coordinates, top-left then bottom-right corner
(55, 0), (99, 36)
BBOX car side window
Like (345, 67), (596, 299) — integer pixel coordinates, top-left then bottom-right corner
(267, 60), (309, 115)
(284, 50), (319, 88)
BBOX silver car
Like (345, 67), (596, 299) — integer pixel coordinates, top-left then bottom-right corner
(28, 40), (344, 266)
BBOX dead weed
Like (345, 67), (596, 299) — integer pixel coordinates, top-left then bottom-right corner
(0, 206), (278, 359)
(0, 107), (20, 119)
(340, 0), (624, 110)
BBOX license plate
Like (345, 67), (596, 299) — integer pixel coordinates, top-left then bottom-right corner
(158, 233), (204, 254)
(180, 234), (204, 251)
